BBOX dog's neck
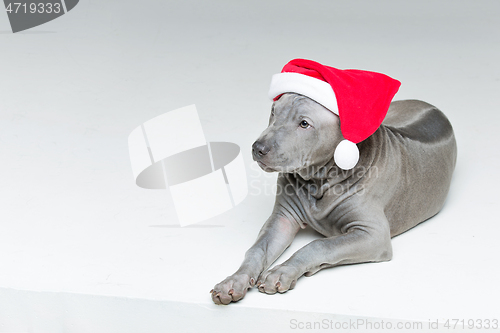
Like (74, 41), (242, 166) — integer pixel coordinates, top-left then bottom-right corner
(288, 161), (355, 200)
(286, 129), (381, 200)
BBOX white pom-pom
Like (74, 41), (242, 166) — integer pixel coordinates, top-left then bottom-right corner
(334, 140), (359, 170)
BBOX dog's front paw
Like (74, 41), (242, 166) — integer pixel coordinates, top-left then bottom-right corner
(211, 273), (255, 305)
(257, 264), (301, 294)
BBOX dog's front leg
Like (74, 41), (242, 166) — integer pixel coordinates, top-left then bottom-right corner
(211, 213), (300, 304)
(257, 219), (393, 294)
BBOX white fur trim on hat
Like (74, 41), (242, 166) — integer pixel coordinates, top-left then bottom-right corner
(334, 140), (359, 170)
(268, 72), (339, 114)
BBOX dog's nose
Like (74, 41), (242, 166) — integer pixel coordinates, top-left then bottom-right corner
(252, 141), (270, 156)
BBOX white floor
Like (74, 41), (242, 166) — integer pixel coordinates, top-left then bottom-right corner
(1, 1), (499, 332)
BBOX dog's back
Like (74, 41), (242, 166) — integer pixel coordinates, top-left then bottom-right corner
(383, 100), (455, 144)
(379, 100), (457, 236)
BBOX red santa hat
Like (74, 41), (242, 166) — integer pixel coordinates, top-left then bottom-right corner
(268, 58), (401, 170)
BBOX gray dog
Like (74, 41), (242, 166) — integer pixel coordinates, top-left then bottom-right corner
(211, 62), (456, 305)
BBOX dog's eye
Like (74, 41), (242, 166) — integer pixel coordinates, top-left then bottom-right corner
(299, 120), (310, 128)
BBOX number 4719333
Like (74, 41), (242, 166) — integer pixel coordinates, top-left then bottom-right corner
(443, 319), (498, 330)
(5, 2), (62, 14)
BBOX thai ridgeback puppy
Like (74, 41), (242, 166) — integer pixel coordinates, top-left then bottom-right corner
(211, 68), (456, 305)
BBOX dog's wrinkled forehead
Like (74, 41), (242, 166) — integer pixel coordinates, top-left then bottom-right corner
(274, 94), (318, 116)
(273, 93), (339, 127)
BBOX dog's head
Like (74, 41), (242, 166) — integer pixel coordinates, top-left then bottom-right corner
(252, 93), (344, 174)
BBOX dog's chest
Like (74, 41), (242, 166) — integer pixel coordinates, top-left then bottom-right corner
(289, 179), (360, 237)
